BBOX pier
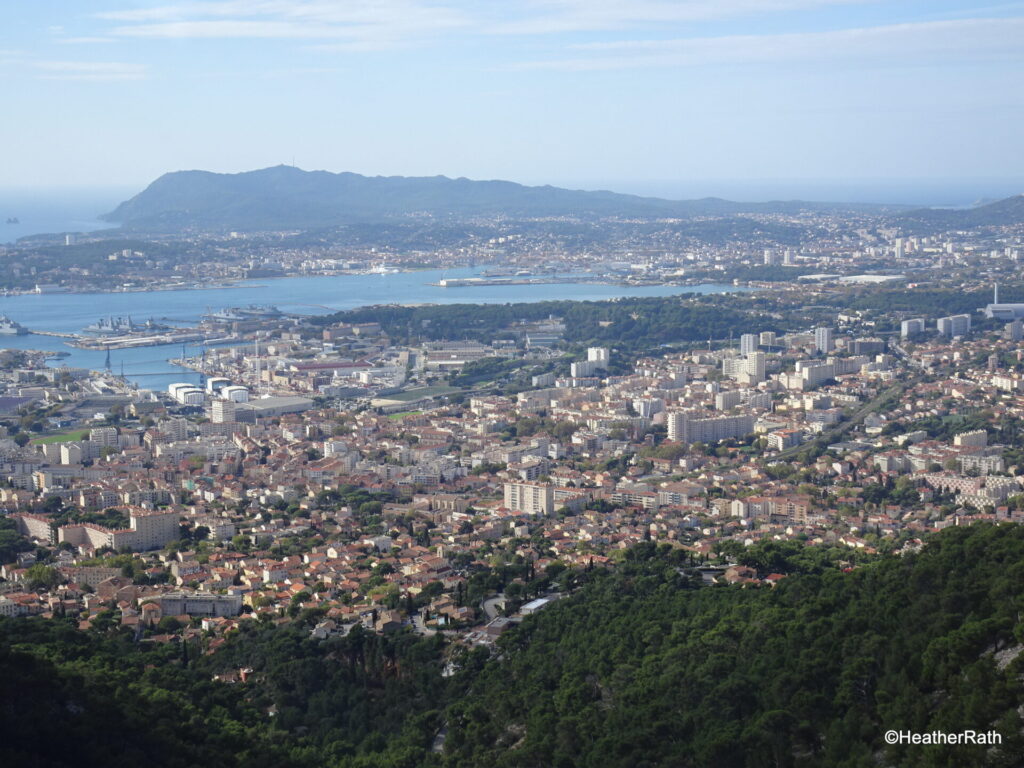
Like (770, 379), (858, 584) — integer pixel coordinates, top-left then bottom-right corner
(71, 331), (228, 350)
(27, 329), (79, 339)
(429, 276), (585, 288)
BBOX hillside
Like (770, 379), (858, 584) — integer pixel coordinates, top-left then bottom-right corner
(897, 194), (1024, 232)
(2, 524), (1023, 767)
(102, 166), (900, 232)
(441, 525), (1024, 767)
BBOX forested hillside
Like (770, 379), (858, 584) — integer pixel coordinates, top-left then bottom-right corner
(0, 619), (447, 768)
(442, 526), (1024, 768)
(2, 525), (1023, 768)
(311, 294), (777, 350)
(102, 166), (901, 232)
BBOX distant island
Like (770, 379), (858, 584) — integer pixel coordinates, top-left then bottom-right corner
(103, 165), (913, 232)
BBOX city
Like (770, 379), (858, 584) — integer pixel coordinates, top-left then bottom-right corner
(4, 0), (1024, 766)
(1, 222), (1024, 632)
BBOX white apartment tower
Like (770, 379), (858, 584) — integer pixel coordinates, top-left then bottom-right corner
(739, 333), (758, 356)
(900, 319), (925, 338)
(814, 326), (834, 354)
(937, 314), (971, 337)
(503, 482), (555, 516)
(666, 412), (756, 444)
(211, 399), (236, 424)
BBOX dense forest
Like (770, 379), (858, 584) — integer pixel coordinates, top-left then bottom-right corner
(0, 617), (448, 768)
(836, 286), (1017, 318)
(442, 526), (1024, 768)
(2, 524), (1023, 767)
(311, 294), (779, 350)
(0, 515), (33, 564)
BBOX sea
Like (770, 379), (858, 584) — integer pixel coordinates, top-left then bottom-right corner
(3, 178), (1019, 390)
(0, 271), (740, 390)
(0, 188), (132, 245)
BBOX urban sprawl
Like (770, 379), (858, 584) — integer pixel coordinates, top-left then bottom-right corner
(2, 222), (1024, 656)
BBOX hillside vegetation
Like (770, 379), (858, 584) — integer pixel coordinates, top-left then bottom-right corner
(103, 166), (902, 232)
(1, 525), (1022, 767)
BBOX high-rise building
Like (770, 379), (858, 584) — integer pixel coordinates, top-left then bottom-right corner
(715, 390), (742, 410)
(851, 338), (885, 355)
(814, 326), (834, 354)
(666, 412), (755, 444)
(158, 417), (189, 442)
(900, 319), (925, 338)
(937, 314), (971, 337)
(531, 372), (556, 387)
(211, 399), (236, 424)
(89, 426), (118, 446)
(503, 482), (555, 516)
(739, 333), (758, 355)
(748, 351), (766, 381)
(794, 361), (836, 390)
(586, 347), (610, 367)
(722, 352), (765, 383)
(570, 360), (598, 378)
(57, 509), (179, 552)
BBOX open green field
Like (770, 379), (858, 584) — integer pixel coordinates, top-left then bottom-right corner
(30, 429), (90, 445)
(386, 410), (423, 420)
(381, 386), (460, 403)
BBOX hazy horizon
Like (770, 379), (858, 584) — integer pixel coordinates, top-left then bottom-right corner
(1, 173), (1022, 211)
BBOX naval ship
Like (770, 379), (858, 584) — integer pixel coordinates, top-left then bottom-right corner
(0, 316), (27, 335)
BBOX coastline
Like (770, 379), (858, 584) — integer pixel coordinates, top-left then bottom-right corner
(0, 270), (749, 298)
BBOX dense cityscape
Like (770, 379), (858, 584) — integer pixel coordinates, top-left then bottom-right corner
(0, 211), (1021, 629)
(1, 191), (1024, 766)
(5, 0), (1024, 765)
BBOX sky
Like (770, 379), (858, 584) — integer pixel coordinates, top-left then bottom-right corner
(2, 1), (1024, 200)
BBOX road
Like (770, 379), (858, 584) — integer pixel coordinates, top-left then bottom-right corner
(481, 593), (506, 621)
(772, 375), (919, 461)
(410, 611), (436, 637)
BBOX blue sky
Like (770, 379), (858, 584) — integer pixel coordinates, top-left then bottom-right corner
(2, 1), (1024, 196)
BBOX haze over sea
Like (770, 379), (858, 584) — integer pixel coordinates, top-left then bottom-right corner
(0, 188), (132, 245)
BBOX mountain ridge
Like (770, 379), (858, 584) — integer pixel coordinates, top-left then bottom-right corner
(103, 165), (911, 232)
(898, 193), (1024, 230)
